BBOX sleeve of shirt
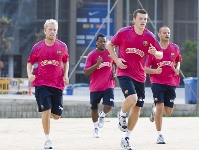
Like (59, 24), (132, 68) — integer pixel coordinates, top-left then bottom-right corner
(62, 45), (69, 63)
(84, 53), (93, 69)
(149, 31), (162, 52)
(110, 29), (122, 46)
(27, 46), (38, 64)
(175, 48), (182, 62)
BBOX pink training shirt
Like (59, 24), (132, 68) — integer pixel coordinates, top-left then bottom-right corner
(84, 48), (115, 92)
(27, 39), (69, 90)
(145, 42), (182, 86)
(110, 26), (162, 83)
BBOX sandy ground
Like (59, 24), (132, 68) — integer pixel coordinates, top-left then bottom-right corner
(0, 117), (198, 150)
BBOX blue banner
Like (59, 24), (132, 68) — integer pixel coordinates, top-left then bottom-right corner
(76, 1), (114, 49)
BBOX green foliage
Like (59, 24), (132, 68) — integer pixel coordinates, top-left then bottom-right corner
(35, 30), (45, 42)
(181, 40), (197, 77)
(0, 16), (13, 52)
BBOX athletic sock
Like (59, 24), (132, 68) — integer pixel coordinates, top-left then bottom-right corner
(45, 134), (51, 140)
(123, 129), (132, 138)
(100, 111), (106, 117)
(157, 131), (162, 136)
(94, 121), (98, 129)
(120, 110), (126, 117)
(154, 106), (156, 113)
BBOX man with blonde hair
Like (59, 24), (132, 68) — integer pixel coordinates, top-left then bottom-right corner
(27, 19), (69, 149)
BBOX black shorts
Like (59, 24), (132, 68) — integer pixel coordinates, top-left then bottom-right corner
(151, 83), (176, 108)
(118, 76), (145, 107)
(35, 86), (63, 116)
(90, 88), (114, 110)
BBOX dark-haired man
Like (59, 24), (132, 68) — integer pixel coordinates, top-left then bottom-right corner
(84, 33), (116, 138)
(107, 9), (163, 150)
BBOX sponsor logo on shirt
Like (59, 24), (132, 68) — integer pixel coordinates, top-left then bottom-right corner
(57, 50), (62, 55)
(157, 61), (173, 67)
(126, 48), (144, 57)
(40, 60), (59, 66)
(143, 41), (148, 46)
(97, 62), (111, 69)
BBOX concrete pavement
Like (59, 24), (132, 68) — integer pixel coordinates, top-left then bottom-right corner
(0, 117), (199, 150)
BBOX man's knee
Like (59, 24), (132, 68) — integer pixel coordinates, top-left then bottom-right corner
(164, 109), (173, 116)
(125, 94), (137, 107)
(51, 114), (61, 120)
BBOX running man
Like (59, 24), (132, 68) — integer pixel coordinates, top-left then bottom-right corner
(84, 33), (116, 138)
(107, 9), (163, 150)
(145, 26), (182, 144)
(27, 19), (69, 149)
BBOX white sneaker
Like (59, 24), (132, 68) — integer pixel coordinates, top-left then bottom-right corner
(150, 103), (156, 122)
(93, 128), (100, 138)
(44, 140), (53, 149)
(98, 112), (105, 128)
(120, 137), (132, 150)
(118, 112), (127, 132)
(157, 134), (166, 144)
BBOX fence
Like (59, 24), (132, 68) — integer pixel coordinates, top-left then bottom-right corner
(0, 77), (32, 95)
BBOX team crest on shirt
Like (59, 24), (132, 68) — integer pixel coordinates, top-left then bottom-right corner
(154, 98), (158, 101)
(57, 50), (62, 55)
(125, 90), (128, 94)
(171, 53), (175, 57)
(143, 41), (148, 46)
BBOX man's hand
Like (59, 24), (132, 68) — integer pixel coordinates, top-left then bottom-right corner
(28, 74), (36, 82)
(111, 74), (116, 80)
(148, 43), (157, 55)
(115, 58), (127, 69)
(173, 68), (180, 75)
(63, 76), (69, 85)
(96, 56), (103, 67)
(154, 67), (162, 74)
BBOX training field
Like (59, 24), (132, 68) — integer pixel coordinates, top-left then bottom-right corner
(0, 117), (198, 150)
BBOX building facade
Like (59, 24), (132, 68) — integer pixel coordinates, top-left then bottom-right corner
(0, 0), (197, 84)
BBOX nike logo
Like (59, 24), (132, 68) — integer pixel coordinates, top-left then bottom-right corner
(110, 98), (114, 101)
(88, 11), (99, 16)
(59, 106), (63, 110)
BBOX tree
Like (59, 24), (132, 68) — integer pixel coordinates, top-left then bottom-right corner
(180, 40), (197, 77)
(35, 30), (45, 42)
(0, 16), (13, 76)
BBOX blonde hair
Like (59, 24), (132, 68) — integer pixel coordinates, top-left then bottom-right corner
(44, 19), (58, 30)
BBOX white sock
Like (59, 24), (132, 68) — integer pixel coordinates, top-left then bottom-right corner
(123, 129), (132, 138)
(157, 131), (162, 136)
(120, 110), (126, 116)
(154, 106), (156, 113)
(100, 111), (106, 117)
(94, 121), (98, 129)
(45, 134), (51, 140)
